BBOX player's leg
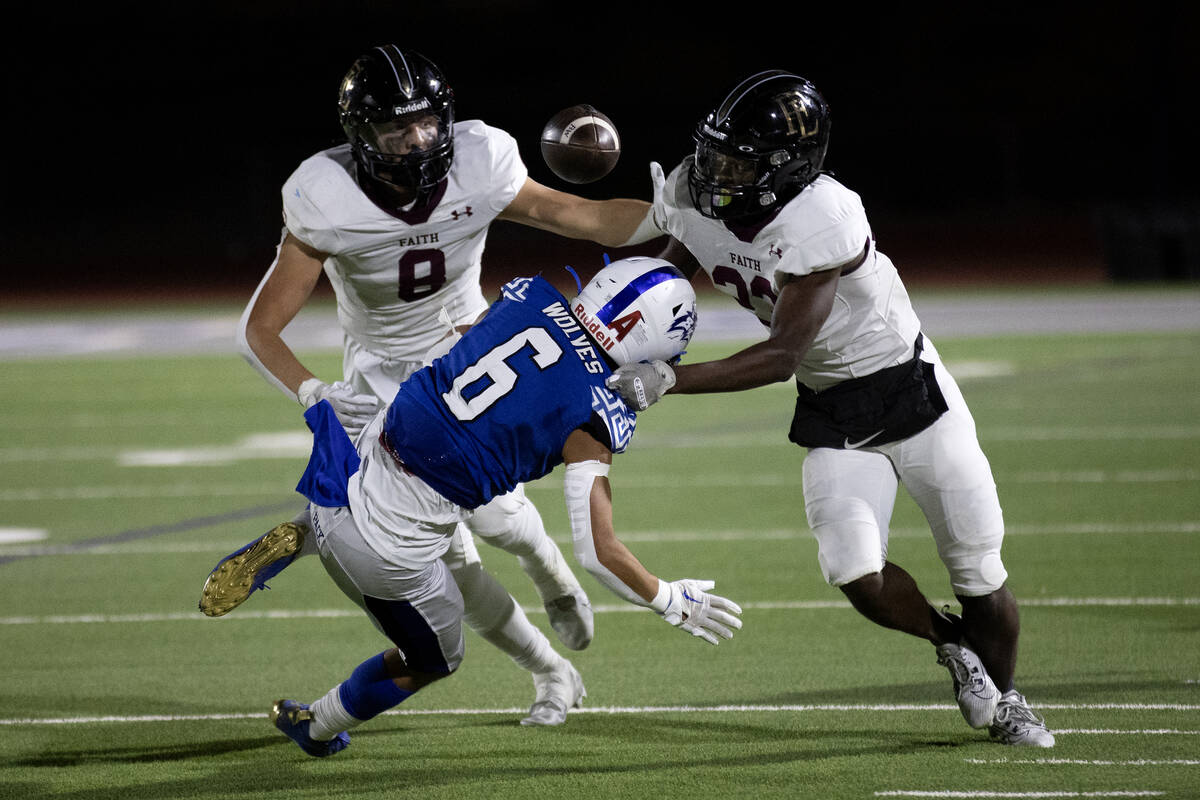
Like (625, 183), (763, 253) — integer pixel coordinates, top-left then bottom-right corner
(198, 506), (317, 617)
(272, 504), (465, 756)
(465, 485), (593, 650)
(804, 444), (1001, 728)
(443, 525), (585, 726)
(895, 356), (1051, 745)
(804, 447), (959, 642)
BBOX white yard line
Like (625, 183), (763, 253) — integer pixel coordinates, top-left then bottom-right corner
(2, 470), (1196, 502)
(875, 792), (1165, 798)
(0, 528), (46, 543)
(3, 523), (1197, 559)
(5, 429), (1200, 466)
(965, 758), (1199, 766)
(3, 598), (1197, 626)
(2, 705), (1197, 727)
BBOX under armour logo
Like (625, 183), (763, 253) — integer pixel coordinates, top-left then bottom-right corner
(769, 245), (783, 259)
(451, 207), (473, 220)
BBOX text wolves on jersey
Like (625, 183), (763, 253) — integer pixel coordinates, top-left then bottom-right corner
(542, 302), (606, 374)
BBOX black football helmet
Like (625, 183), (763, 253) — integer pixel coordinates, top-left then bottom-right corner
(688, 71), (831, 220)
(337, 46), (455, 193)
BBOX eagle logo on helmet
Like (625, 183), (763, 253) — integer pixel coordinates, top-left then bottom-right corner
(668, 306), (698, 347)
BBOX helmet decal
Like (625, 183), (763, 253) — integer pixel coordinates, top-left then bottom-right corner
(376, 45), (416, 95)
(607, 311), (643, 342)
(668, 306), (698, 344)
(714, 70), (796, 124)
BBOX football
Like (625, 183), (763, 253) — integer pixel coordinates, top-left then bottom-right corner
(539, 104), (621, 184)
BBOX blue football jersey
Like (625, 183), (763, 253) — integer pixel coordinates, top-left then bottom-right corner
(381, 276), (637, 509)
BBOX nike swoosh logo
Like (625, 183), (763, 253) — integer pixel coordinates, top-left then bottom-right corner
(844, 429), (885, 450)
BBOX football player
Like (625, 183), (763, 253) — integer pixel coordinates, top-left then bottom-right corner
(205, 46), (664, 726)
(259, 257), (740, 756)
(605, 71), (1053, 747)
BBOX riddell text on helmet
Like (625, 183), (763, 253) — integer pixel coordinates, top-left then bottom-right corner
(571, 304), (617, 353)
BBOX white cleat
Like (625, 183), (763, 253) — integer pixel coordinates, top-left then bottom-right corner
(989, 690), (1056, 747)
(520, 659), (586, 727)
(936, 642), (1001, 729)
(545, 590), (594, 651)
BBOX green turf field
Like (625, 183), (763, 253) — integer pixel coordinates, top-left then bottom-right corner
(1, 291), (1198, 799)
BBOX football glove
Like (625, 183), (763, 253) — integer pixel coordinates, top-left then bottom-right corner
(649, 160), (668, 232)
(604, 360), (675, 411)
(656, 579), (743, 645)
(296, 379), (382, 437)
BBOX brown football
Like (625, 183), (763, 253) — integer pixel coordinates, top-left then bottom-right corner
(539, 104), (621, 184)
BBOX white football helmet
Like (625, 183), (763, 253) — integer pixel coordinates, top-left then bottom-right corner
(569, 256), (698, 366)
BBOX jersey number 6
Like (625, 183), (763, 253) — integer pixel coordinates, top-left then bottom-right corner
(442, 328), (563, 421)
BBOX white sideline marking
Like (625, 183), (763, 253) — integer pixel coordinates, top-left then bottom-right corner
(117, 432), (313, 467)
(6, 428), (1200, 467)
(2, 523), (1198, 556)
(3, 599), (1198, 626)
(1051, 734), (1200, 738)
(2, 707), (1197, 727)
(966, 757), (1200, 766)
(0, 528), (46, 544)
(875, 792), (1164, 798)
(0, 484), (291, 501)
(3, 472), (1195, 502)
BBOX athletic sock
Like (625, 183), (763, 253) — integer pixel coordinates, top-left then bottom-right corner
(308, 651), (412, 740)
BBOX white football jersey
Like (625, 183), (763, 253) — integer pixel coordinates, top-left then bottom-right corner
(659, 162), (922, 390)
(282, 120), (528, 362)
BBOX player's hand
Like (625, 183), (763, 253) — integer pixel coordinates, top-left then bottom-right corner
(658, 579), (743, 645)
(604, 360), (675, 411)
(297, 379), (382, 437)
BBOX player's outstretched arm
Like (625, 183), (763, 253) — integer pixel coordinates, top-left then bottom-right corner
(561, 429), (743, 645)
(498, 178), (659, 248)
(606, 267), (842, 411)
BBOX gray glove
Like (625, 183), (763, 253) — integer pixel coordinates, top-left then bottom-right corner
(604, 360), (676, 411)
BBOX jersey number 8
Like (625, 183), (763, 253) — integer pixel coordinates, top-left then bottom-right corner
(399, 249), (447, 301)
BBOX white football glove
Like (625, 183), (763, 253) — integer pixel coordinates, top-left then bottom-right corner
(296, 378), (382, 437)
(655, 579), (743, 645)
(649, 160), (668, 231)
(604, 360), (675, 411)
(619, 161), (671, 246)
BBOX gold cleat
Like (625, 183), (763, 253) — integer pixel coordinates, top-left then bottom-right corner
(199, 522), (305, 617)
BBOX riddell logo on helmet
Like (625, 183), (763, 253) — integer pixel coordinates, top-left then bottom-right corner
(572, 303), (616, 352)
(393, 99), (432, 115)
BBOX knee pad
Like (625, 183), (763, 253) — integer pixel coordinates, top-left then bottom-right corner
(928, 494), (1008, 596)
(942, 539), (1008, 597)
(466, 486), (549, 557)
(807, 496), (886, 587)
(466, 487), (527, 539)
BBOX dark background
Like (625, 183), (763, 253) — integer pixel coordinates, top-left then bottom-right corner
(5, 2), (1198, 299)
